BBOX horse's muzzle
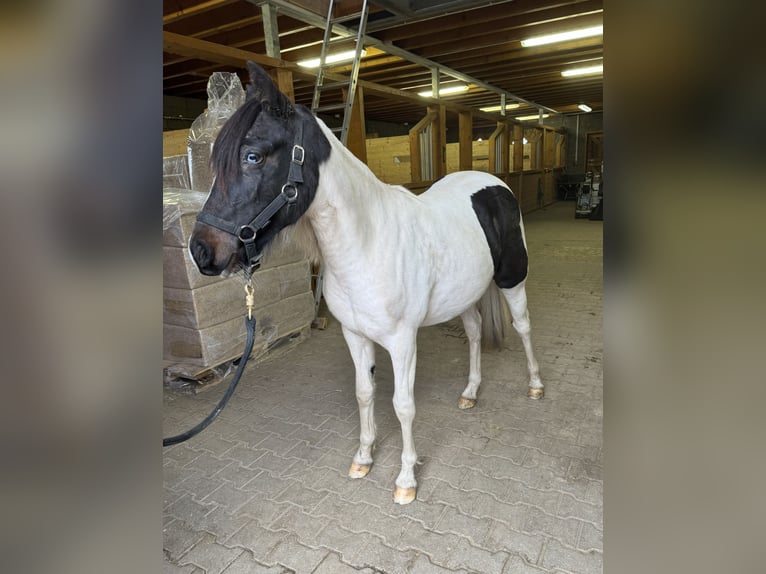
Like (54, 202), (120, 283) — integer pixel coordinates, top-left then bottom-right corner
(189, 228), (240, 276)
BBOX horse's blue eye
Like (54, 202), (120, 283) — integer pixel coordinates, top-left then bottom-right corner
(246, 152), (263, 164)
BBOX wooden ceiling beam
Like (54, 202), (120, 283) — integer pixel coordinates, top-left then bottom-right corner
(164, 0), (239, 24)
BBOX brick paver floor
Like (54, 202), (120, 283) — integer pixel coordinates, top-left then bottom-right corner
(163, 200), (603, 573)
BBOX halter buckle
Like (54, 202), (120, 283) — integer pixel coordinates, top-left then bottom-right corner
(291, 145), (305, 166)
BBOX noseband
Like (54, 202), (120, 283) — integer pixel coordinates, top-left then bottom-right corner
(196, 120), (306, 271)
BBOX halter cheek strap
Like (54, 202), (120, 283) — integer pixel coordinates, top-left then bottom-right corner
(196, 120), (305, 270)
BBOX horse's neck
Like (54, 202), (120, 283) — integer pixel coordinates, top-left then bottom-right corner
(306, 124), (392, 267)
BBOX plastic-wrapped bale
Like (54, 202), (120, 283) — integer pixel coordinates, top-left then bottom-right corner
(187, 72), (246, 193)
(162, 189), (315, 373)
(163, 155), (191, 190)
(162, 189), (306, 288)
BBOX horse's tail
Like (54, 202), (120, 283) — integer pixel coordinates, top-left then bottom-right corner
(476, 282), (513, 350)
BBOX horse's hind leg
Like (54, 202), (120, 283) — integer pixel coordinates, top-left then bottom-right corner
(458, 305), (482, 409)
(341, 326), (377, 478)
(502, 281), (544, 398)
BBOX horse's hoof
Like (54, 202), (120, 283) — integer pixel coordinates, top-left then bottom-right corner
(527, 387), (544, 399)
(393, 486), (417, 505)
(348, 462), (371, 479)
(457, 396), (476, 409)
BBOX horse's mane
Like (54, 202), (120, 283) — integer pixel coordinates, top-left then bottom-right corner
(210, 96), (263, 190)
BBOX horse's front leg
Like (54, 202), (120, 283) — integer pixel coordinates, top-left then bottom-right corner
(341, 326), (377, 479)
(388, 329), (419, 504)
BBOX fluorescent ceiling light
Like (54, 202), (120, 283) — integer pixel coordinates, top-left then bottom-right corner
(561, 64), (603, 77)
(297, 49), (367, 68)
(521, 25), (603, 47)
(578, 104), (592, 112)
(480, 103), (521, 112)
(515, 113), (550, 121)
(418, 84), (469, 97)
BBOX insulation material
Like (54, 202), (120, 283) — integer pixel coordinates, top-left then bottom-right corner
(187, 72), (246, 192)
(163, 155), (191, 189)
(163, 291), (315, 366)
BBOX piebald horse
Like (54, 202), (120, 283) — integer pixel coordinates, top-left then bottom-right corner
(190, 62), (543, 504)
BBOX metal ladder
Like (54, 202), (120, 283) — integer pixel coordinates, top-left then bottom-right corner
(311, 0), (369, 324)
(311, 0), (369, 145)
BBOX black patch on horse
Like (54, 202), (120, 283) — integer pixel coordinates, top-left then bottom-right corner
(470, 185), (528, 289)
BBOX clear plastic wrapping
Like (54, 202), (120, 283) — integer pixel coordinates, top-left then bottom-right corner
(187, 72), (246, 192)
(162, 189), (208, 235)
(162, 155), (191, 189)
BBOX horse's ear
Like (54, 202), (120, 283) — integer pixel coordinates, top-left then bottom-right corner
(245, 61), (292, 115)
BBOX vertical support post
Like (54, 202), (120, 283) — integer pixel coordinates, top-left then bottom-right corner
(512, 123), (523, 172)
(409, 124), (422, 184)
(260, 4), (295, 105)
(342, 86), (367, 162)
(431, 68), (440, 98)
(428, 104), (446, 180)
(261, 4), (281, 59)
(488, 122), (508, 175)
(458, 111), (473, 171)
(271, 69), (295, 103)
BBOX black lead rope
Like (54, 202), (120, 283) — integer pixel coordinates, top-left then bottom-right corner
(163, 313), (257, 447)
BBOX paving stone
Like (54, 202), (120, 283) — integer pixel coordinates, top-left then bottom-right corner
(577, 521), (602, 553)
(226, 520), (289, 561)
(267, 535), (329, 573)
(197, 505), (252, 541)
(213, 462), (264, 489)
(485, 519), (544, 564)
(163, 519), (206, 563)
(242, 470), (297, 498)
(313, 522), (377, 566)
(408, 553), (469, 574)
(238, 496), (292, 528)
(557, 493), (601, 526)
(273, 481), (328, 512)
(163, 561), (202, 573)
(184, 451), (236, 477)
(312, 552), (380, 574)
(358, 536), (422, 574)
(269, 506), (328, 546)
(178, 533), (243, 574)
(501, 554), (555, 574)
(179, 472), (226, 502)
(204, 482), (256, 512)
(540, 538), (603, 574)
(165, 493), (217, 530)
(221, 549), (293, 573)
(523, 507), (581, 548)
(231, 427), (271, 448)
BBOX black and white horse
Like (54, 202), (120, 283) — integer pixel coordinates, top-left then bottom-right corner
(190, 62), (543, 504)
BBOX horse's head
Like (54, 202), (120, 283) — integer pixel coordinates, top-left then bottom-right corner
(190, 62), (329, 276)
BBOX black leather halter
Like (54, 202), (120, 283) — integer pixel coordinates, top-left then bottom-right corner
(196, 120), (306, 270)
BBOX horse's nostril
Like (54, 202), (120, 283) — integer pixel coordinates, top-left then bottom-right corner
(190, 237), (211, 268)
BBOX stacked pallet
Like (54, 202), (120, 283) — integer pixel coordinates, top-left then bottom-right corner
(163, 190), (315, 389)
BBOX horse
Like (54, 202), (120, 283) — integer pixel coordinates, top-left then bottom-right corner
(190, 62), (543, 505)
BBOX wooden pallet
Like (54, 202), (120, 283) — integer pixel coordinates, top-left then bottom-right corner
(163, 323), (311, 394)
